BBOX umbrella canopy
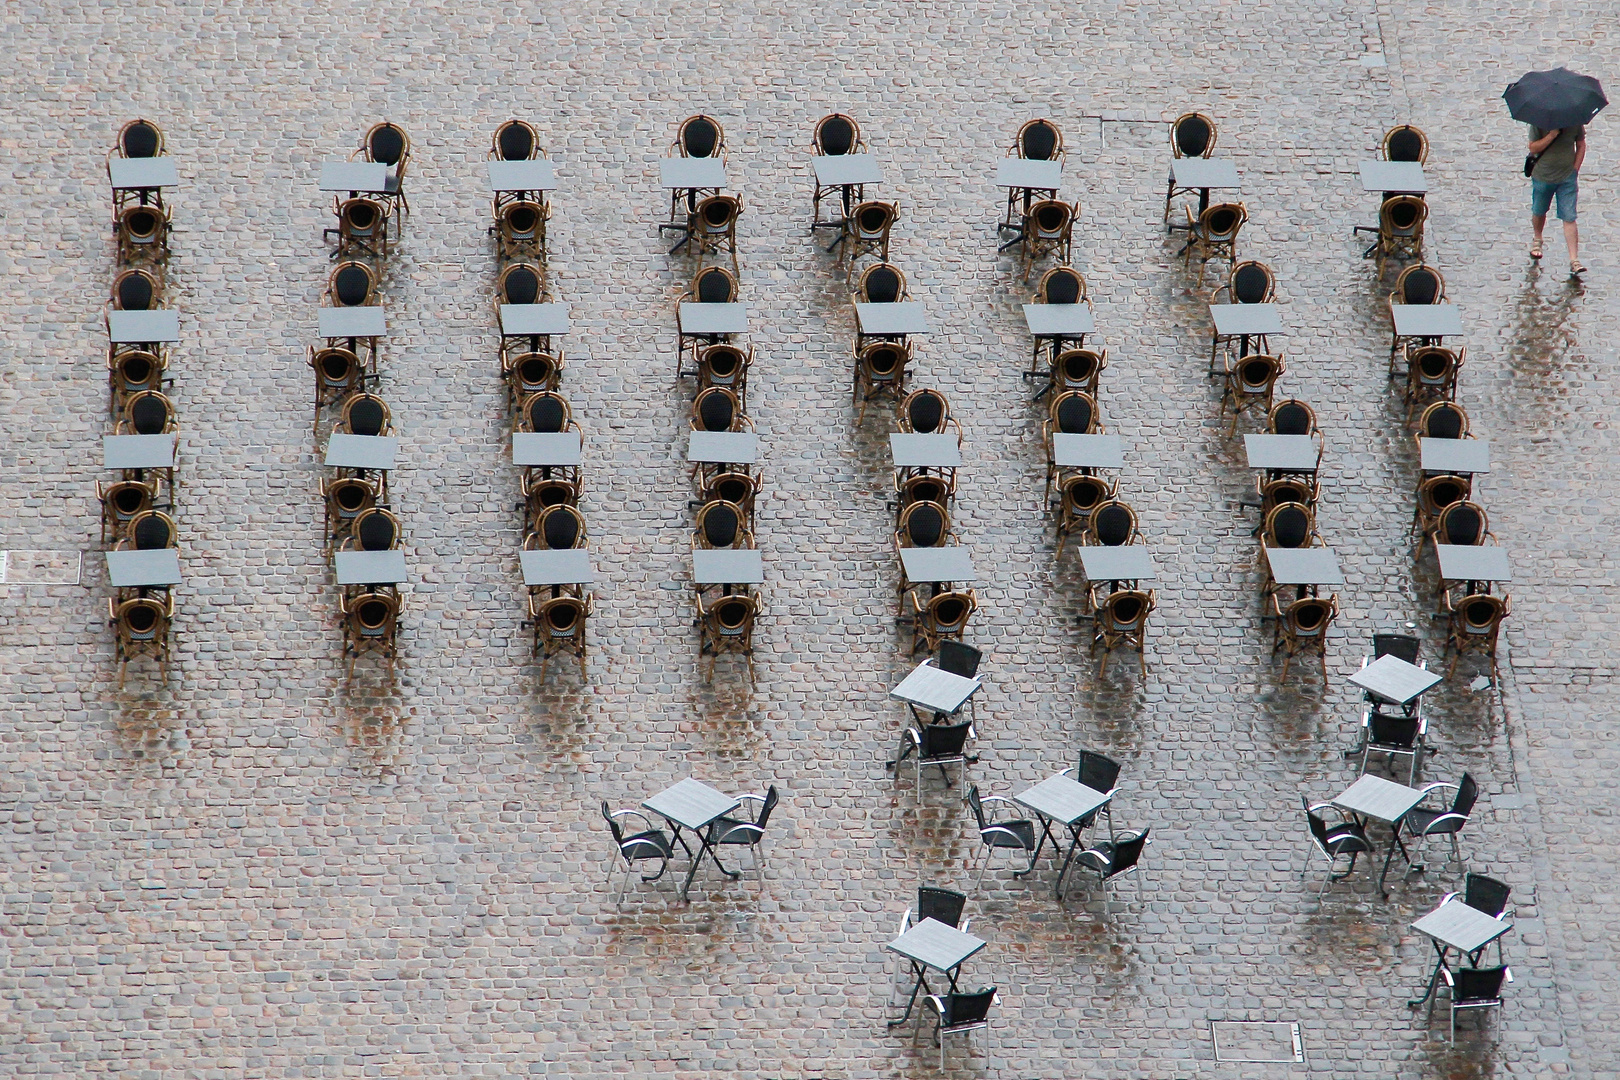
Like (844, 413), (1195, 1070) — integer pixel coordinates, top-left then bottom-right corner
(1504, 67), (1607, 130)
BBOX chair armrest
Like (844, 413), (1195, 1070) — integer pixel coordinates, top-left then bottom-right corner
(107, 597), (118, 620)
(1441, 967), (1454, 987)
(608, 808), (660, 833)
(898, 908), (913, 937)
(1439, 891), (1460, 906)
(976, 795), (1020, 808)
(1415, 781), (1457, 800)
(923, 995), (946, 1017)
(979, 825), (1029, 846)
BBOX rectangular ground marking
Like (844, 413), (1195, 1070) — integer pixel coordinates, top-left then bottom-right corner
(1211, 1020), (1305, 1063)
(0, 550), (82, 586)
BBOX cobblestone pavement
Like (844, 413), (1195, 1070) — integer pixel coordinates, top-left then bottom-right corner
(1, 2), (1616, 1078)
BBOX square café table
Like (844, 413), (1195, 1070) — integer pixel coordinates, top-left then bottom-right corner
(521, 548), (595, 588)
(103, 433), (177, 471)
(1211, 303), (1284, 347)
(107, 310), (180, 344)
(324, 434), (399, 471)
(890, 433), (961, 471)
(512, 432), (581, 468)
(642, 777), (742, 901)
(1079, 546), (1159, 590)
(1331, 774), (1431, 897)
(660, 157), (727, 191)
(898, 547), (976, 589)
(1348, 654), (1442, 709)
(1244, 434), (1320, 474)
(105, 548), (181, 589)
(855, 302), (931, 337)
(1024, 303), (1095, 338)
(677, 303), (749, 336)
(687, 431), (758, 467)
(996, 158), (1062, 191)
(885, 917), (987, 1026)
(1408, 898), (1513, 1006)
(692, 548), (764, 588)
(890, 660), (981, 721)
(1013, 773), (1113, 898)
(1419, 437), (1490, 475)
(334, 550), (408, 586)
(1170, 158), (1241, 212)
(1265, 546), (1344, 591)
(320, 307), (387, 340)
(319, 161), (394, 194)
(1436, 545), (1512, 590)
(488, 159), (557, 193)
(1360, 161), (1428, 194)
(499, 303), (571, 337)
(1051, 433), (1123, 470)
(109, 158), (178, 191)
(812, 154), (883, 187)
(1391, 304), (1463, 340)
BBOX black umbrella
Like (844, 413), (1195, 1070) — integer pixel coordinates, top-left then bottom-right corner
(1504, 67), (1607, 130)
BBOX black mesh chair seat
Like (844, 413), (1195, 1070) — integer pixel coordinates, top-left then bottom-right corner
(1206, 207), (1241, 236)
(980, 818), (1036, 850)
(902, 504), (945, 547)
(1108, 595), (1146, 626)
(131, 395), (169, 434)
(863, 267), (901, 304)
(124, 605), (160, 636)
(111, 486), (149, 515)
(1437, 505), (1485, 546)
(1369, 712), (1420, 750)
(1055, 396), (1094, 433)
(1401, 269), (1442, 305)
(497, 121), (535, 161)
(333, 265), (372, 306)
(916, 886), (967, 927)
(502, 266), (541, 306)
(1421, 405), (1467, 439)
(1269, 507), (1311, 548)
(938, 640), (982, 679)
(1270, 402), (1313, 435)
(714, 785), (778, 847)
(1386, 127), (1425, 162)
(117, 273), (155, 310)
(122, 121), (162, 157)
(1033, 204), (1068, 234)
(1076, 831), (1148, 878)
(347, 398), (386, 436)
(368, 125), (407, 165)
(1404, 805), (1461, 835)
(1311, 813), (1371, 857)
(1092, 504), (1134, 547)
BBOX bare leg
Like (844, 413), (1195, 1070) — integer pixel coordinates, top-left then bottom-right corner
(1564, 220), (1582, 270)
(1530, 213), (1546, 257)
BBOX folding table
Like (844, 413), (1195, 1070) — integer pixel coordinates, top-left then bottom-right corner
(1408, 898), (1513, 1007)
(520, 549), (594, 593)
(1435, 545), (1511, 596)
(885, 917), (987, 1026)
(1079, 546), (1159, 593)
(1050, 433), (1123, 471)
(1331, 774), (1430, 897)
(642, 777), (741, 901)
(890, 660), (981, 723)
(692, 548), (763, 593)
(1013, 773), (1113, 898)
(324, 434), (399, 472)
(319, 162), (395, 195)
(107, 310), (181, 345)
(1168, 157), (1240, 214)
(109, 157), (178, 194)
(1243, 434), (1321, 476)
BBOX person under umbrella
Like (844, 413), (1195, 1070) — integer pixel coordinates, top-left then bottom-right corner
(1505, 67), (1606, 275)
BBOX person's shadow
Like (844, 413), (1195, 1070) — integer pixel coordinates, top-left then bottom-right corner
(1503, 264), (1585, 419)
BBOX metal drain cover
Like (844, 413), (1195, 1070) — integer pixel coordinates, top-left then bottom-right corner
(1211, 1020), (1304, 1063)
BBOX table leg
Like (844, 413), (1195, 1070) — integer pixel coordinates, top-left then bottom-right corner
(1055, 824), (1084, 900)
(1377, 825), (1405, 898)
(887, 962), (930, 1026)
(1408, 942), (1451, 1007)
(1199, 188), (1210, 214)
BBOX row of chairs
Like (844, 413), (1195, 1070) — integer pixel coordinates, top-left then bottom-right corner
(808, 114), (899, 275)
(1162, 112), (1248, 278)
(1358, 124), (1432, 276)
(103, 121), (181, 687)
(990, 119), (1078, 282)
(662, 114), (742, 271)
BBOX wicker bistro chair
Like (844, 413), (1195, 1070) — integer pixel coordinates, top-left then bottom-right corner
(497, 261), (545, 306)
(1383, 124), (1430, 164)
(893, 472), (955, 518)
(1027, 266), (1094, 374)
(494, 200), (549, 261)
(835, 199), (897, 267)
(502, 350), (564, 413)
(1180, 201), (1246, 276)
(1050, 348), (1107, 398)
(320, 475), (380, 553)
(338, 506), (402, 553)
(695, 343), (752, 408)
(97, 478), (157, 544)
(108, 593), (174, 688)
(695, 589), (760, 683)
(667, 114), (726, 218)
(1041, 390), (1102, 500)
(108, 349), (169, 415)
(1261, 500), (1322, 551)
(682, 194), (742, 268)
(337, 393), (394, 438)
(691, 386), (751, 434)
(1089, 589), (1156, 676)
(1414, 400), (1471, 442)
(110, 267), (163, 311)
(855, 261), (908, 304)
(354, 122), (411, 215)
(326, 197), (390, 259)
(1427, 499), (1491, 553)
(516, 390), (579, 436)
(1404, 346), (1464, 421)
(810, 113), (865, 227)
(340, 590), (400, 681)
(918, 988), (999, 1072)
(1444, 593), (1510, 678)
(1387, 263), (1447, 372)
(1164, 112), (1218, 220)
(999, 118), (1063, 230)
(1411, 474), (1471, 546)
(492, 118), (541, 161)
(894, 498), (951, 549)
(1083, 499), (1140, 549)
(1270, 593), (1339, 682)
(1053, 474), (1118, 559)
(526, 592), (592, 682)
(114, 390), (176, 436)
(907, 589), (978, 654)
(1209, 259), (1277, 363)
(694, 498), (753, 550)
(109, 119), (164, 212)
(522, 471), (582, 518)
(697, 469), (762, 516)
(328, 260), (378, 307)
(1220, 353), (1285, 436)
(116, 203), (171, 266)
(525, 504), (587, 552)
(113, 509), (178, 552)
(1375, 195), (1428, 277)
(1301, 795), (1373, 901)
(853, 341), (912, 424)
(1019, 200), (1077, 282)
(897, 388), (962, 443)
(308, 345), (367, 436)
(675, 264), (741, 378)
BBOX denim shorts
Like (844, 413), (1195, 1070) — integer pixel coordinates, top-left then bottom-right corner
(1531, 175), (1578, 222)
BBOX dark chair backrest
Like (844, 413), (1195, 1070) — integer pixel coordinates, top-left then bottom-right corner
(1290, 598), (1332, 633)
(347, 396), (386, 436)
(709, 473), (755, 506)
(680, 115), (721, 157)
(1385, 125), (1425, 163)
(1270, 505), (1311, 548)
(502, 265), (541, 306)
(343, 199), (379, 231)
(1107, 592), (1146, 625)
(541, 506), (581, 550)
(1174, 114), (1213, 157)
(1463, 874), (1511, 919)
(714, 596), (752, 631)
(816, 114), (857, 156)
(1043, 268), (1083, 305)
(545, 598), (584, 633)
(1414, 347), (1454, 380)
(1421, 476), (1469, 512)
(856, 203), (891, 234)
(122, 120), (162, 158)
(965, 785), (989, 829)
(1107, 829), (1150, 875)
(496, 120), (535, 161)
(1231, 261), (1273, 304)
(1019, 119), (1060, 160)
(1065, 474), (1111, 513)
(906, 391), (946, 434)
(1373, 634), (1421, 664)
(131, 394), (169, 434)
(1093, 502), (1133, 547)
(1033, 202), (1069, 233)
(1452, 772), (1478, 817)
(123, 601), (160, 635)
(599, 802), (625, 845)
(917, 886), (967, 928)
(697, 390), (736, 432)
(122, 206), (163, 240)
(1305, 804), (1332, 850)
(367, 124), (407, 165)
(931, 593), (971, 626)
(316, 348), (357, 384)
(1058, 350), (1101, 387)
(701, 345), (744, 379)
(1055, 393), (1094, 434)
(701, 197), (736, 227)
(901, 502), (945, 547)
(356, 511), (397, 551)
(1269, 400), (1314, 435)
(333, 263), (372, 306)
(1452, 966), (1508, 1003)
(919, 720), (973, 759)
(1238, 357), (1275, 390)
(1385, 197), (1423, 231)
(132, 514), (173, 550)
(938, 640), (982, 679)
(1420, 403), (1466, 440)
(1077, 750), (1121, 793)
(864, 343), (905, 377)
(695, 267), (736, 304)
(1462, 597), (1501, 631)
(941, 987), (997, 1026)
(701, 502), (740, 547)
(526, 394), (566, 433)
(109, 483), (150, 516)
(117, 272), (155, 311)
(1206, 204), (1241, 235)
(753, 785), (779, 830)
(1401, 266), (1442, 305)
(331, 479), (372, 513)
(504, 202), (542, 235)
(516, 353), (556, 387)
(863, 265), (902, 304)
(1438, 503), (1484, 546)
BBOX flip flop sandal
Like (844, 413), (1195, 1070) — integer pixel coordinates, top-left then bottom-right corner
(1570, 262), (1587, 275)
(1529, 242), (1543, 259)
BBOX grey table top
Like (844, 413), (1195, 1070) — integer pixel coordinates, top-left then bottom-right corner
(687, 430), (758, 465)
(1078, 545), (1159, 584)
(812, 154), (883, 186)
(1024, 304), (1095, 336)
(1391, 303), (1462, 338)
(520, 548), (595, 587)
(512, 432), (582, 467)
(107, 310), (180, 343)
(886, 917), (987, 973)
(643, 777), (739, 832)
(319, 306), (387, 339)
(499, 303), (571, 336)
(1170, 158), (1241, 188)
(898, 546), (976, 585)
(855, 302), (931, 336)
(890, 661), (981, 714)
(1210, 304), (1284, 336)
(1014, 773), (1111, 826)
(1332, 774), (1429, 824)
(678, 303), (750, 335)
(1050, 433), (1123, 469)
(1264, 546), (1344, 586)
(890, 433), (962, 469)
(334, 550), (408, 586)
(995, 158), (1062, 189)
(660, 157), (727, 189)
(1418, 437), (1491, 475)
(1360, 160), (1428, 194)
(324, 434), (399, 471)
(105, 548), (181, 587)
(109, 158), (178, 189)
(1412, 899), (1513, 954)
(319, 161), (395, 193)
(1435, 545), (1512, 583)
(1348, 654), (1442, 705)
(103, 433), (177, 470)
(1243, 434), (1320, 471)
(692, 548), (764, 585)
(488, 159), (557, 192)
